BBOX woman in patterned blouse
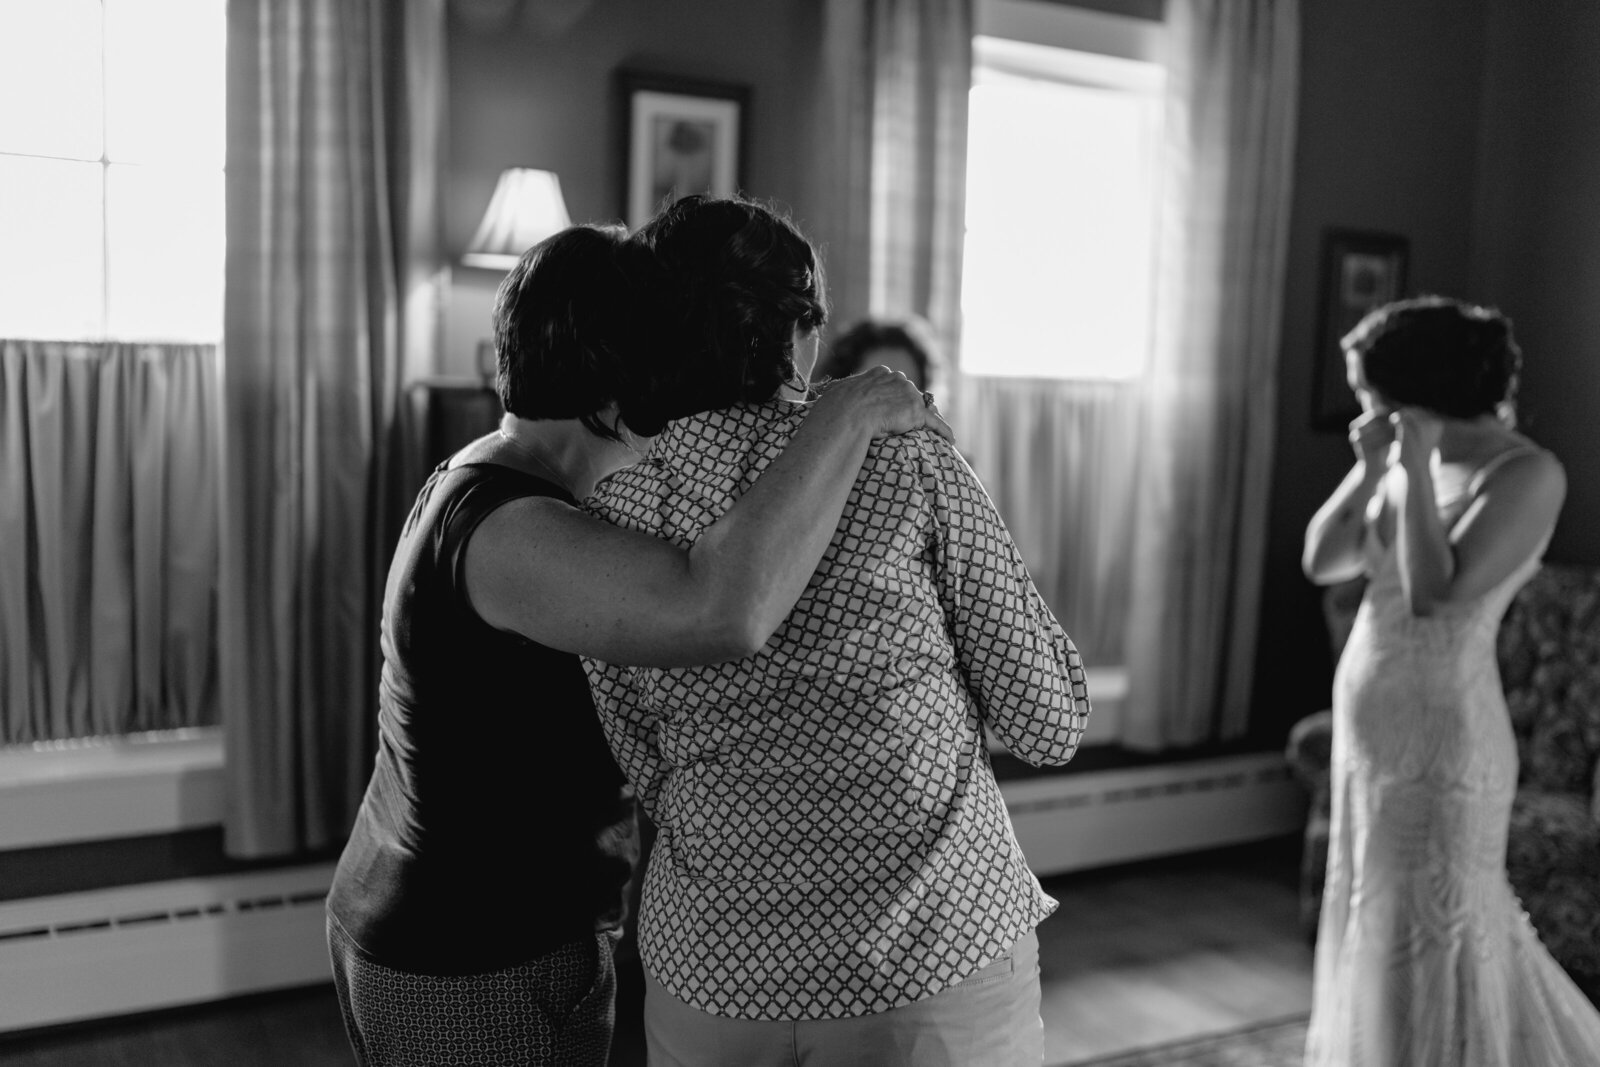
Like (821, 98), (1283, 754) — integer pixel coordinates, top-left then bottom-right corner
(583, 195), (1093, 1066)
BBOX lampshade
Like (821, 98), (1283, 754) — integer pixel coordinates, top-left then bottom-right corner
(461, 168), (572, 270)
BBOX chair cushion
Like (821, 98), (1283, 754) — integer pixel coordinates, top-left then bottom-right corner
(1507, 789), (1600, 882)
(1285, 709), (1333, 798)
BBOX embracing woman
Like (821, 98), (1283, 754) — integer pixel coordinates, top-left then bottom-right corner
(324, 222), (948, 1067)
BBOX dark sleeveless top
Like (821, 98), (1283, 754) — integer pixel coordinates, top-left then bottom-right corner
(327, 462), (638, 976)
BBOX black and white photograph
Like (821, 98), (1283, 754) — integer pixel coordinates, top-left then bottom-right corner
(618, 71), (746, 228)
(2, 1), (1598, 1066)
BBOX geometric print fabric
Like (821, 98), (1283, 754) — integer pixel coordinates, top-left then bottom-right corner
(327, 916), (618, 1065)
(583, 399), (1091, 1020)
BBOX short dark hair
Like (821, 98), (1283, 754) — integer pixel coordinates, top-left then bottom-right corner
(492, 223), (631, 441)
(1343, 296), (1522, 421)
(817, 317), (941, 390)
(619, 195), (828, 435)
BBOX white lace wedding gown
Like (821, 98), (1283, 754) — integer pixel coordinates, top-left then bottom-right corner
(1306, 447), (1600, 1066)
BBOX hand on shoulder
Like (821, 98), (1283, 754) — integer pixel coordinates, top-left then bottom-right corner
(811, 366), (954, 444)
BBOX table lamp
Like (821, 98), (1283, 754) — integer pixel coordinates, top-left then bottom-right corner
(461, 168), (572, 271)
(463, 168), (572, 378)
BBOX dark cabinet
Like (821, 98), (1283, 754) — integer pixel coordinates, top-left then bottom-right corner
(402, 377), (501, 487)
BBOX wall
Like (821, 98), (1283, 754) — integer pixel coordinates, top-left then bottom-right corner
(1471, 0), (1600, 564)
(442, 0), (821, 375)
(1250, 0), (1488, 735)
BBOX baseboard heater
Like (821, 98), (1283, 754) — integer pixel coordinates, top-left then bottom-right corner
(999, 751), (1307, 876)
(0, 753), (1305, 1035)
(0, 863), (336, 1034)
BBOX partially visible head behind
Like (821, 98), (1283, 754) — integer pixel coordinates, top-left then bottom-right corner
(492, 223), (632, 441)
(1342, 296), (1522, 423)
(818, 317), (941, 392)
(621, 194), (828, 434)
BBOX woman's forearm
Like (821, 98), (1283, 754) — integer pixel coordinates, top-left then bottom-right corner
(687, 401), (876, 651)
(1303, 463), (1384, 584)
(1394, 452), (1454, 615)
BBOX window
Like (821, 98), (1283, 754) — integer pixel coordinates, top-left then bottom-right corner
(0, 0), (226, 343)
(960, 13), (1163, 380)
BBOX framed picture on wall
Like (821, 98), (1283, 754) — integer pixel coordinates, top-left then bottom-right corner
(1311, 228), (1410, 431)
(617, 70), (748, 228)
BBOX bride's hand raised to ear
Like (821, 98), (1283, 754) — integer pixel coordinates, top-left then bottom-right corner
(1348, 408), (1397, 468)
(1391, 407), (1444, 466)
(812, 365), (955, 443)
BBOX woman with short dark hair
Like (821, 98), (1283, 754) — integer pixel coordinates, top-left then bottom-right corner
(1302, 296), (1600, 1064)
(816, 315), (942, 392)
(583, 196), (1090, 1065)
(324, 223), (949, 1066)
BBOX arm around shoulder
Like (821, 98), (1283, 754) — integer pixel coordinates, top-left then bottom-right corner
(465, 493), (760, 666)
(465, 371), (952, 669)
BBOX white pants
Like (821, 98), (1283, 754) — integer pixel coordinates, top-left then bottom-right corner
(644, 929), (1043, 1067)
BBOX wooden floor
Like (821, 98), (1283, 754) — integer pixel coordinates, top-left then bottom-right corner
(1036, 836), (1312, 1065)
(0, 838), (1312, 1067)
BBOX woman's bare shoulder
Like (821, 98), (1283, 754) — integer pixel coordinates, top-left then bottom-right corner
(1485, 435), (1563, 481)
(1473, 438), (1565, 517)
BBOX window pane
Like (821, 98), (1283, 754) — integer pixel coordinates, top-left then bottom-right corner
(0, 0), (103, 160)
(961, 73), (1160, 380)
(105, 0), (226, 166)
(106, 164), (223, 341)
(0, 155), (105, 340)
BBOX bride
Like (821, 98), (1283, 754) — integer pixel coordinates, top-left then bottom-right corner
(1301, 296), (1599, 1065)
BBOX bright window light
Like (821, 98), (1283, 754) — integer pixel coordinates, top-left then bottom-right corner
(108, 165), (226, 341)
(105, 0), (226, 167)
(960, 36), (1163, 381)
(0, 0), (225, 343)
(0, 155), (105, 341)
(0, 0), (103, 161)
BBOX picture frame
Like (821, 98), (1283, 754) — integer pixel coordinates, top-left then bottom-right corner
(1311, 228), (1410, 431)
(617, 70), (748, 229)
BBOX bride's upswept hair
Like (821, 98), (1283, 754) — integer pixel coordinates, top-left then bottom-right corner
(1343, 295), (1522, 425)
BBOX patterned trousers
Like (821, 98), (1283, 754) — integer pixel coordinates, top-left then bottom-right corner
(327, 914), (619, 1066)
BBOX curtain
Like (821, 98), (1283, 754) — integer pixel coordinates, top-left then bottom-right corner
(221, 0), (445, 858)
(813, 0), (972, 362)
(0, 341), (219, 744)
(812, 0), (1148, 674)
(956, 378), (1140, 668)
(1120, 0), (1299, 750)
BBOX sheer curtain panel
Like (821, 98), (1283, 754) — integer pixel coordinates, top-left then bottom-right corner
(0, 341), (220, 744)
(813, 0), (972, 360)
(1121, 0), (1299, 750)
(955, 377), (1139, 669)
(222, 0), (445, 858)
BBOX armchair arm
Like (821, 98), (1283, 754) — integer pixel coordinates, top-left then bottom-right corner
(1286, 709), (1334, 795)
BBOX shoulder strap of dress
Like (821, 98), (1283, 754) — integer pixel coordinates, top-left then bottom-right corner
(1467, 444), (1542, 497)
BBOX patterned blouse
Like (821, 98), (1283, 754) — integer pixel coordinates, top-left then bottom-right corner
(582, 399), (1091, 1020)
